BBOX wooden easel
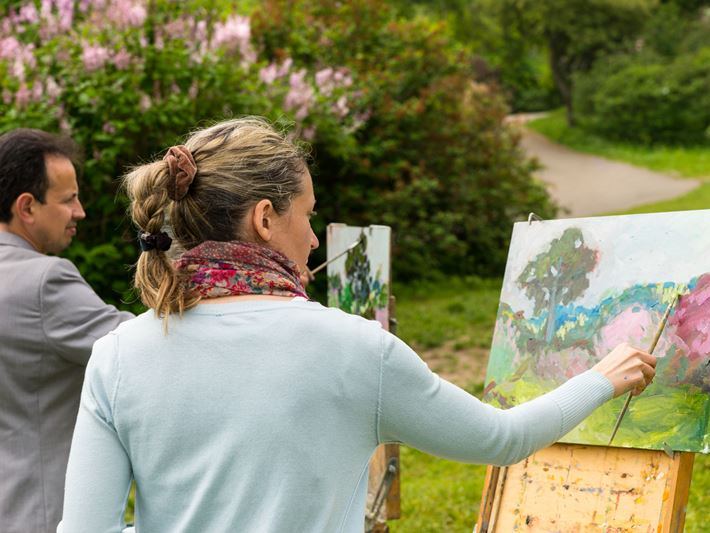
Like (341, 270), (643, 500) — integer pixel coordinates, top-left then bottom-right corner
(364, 295), (401, 532)
(324, 224), (400, 531)
(476, 443), (695, 532)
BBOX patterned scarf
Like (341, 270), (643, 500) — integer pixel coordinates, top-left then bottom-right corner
(175, 241), (307, 299)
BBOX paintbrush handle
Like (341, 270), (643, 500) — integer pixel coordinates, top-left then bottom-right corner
(608, 294), (679, 446)
(308, 237), (362, 276)
(647, 294), (678, 353)
(608, 392), (633, 445)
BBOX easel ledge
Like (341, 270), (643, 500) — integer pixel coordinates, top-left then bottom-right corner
(476, 442), (695, 533)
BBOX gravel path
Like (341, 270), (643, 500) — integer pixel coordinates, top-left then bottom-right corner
(509, 114), (700, 218)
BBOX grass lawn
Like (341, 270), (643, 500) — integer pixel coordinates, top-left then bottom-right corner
(527, 109), (710, 179)
(607, 181), (710, 215)
(394, 276), (502, 352)
(390, 279), (499, 532)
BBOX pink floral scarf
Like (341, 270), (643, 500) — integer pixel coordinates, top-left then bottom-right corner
(175, 241), (307, 299)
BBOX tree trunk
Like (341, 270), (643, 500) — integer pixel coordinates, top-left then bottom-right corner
(548, 39), (575, 126)
(545, 282), (559, 344)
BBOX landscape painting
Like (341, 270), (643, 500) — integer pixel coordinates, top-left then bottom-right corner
(483, 210), (710, 453)
(327, 224), (391, 330)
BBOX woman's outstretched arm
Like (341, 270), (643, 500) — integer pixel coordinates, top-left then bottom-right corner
(376, 333), (654, 466)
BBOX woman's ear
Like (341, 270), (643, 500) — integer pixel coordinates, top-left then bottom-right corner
(252, 199), (275, 242)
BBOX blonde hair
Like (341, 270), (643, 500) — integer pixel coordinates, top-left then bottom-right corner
(123, 117), (308, 320)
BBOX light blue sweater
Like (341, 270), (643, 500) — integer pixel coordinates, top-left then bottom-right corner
(60, 299), (613, 532)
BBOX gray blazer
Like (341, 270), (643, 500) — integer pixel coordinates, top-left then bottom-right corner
(0, 232), (133, 533)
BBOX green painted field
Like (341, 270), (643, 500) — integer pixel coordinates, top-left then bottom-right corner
(486, 368), (709, 452)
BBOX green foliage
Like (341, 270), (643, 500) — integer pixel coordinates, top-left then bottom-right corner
(1, 0), (555, 309)
(569, 2), (710, 145)
(575, 47), (710, 145)
(644, 2), (695, 57)
(439, 0), (654, 122)
(388, 0), (560, 112)
(538, 0), (656, 123)
(528, 109), (710, 177)
(1, 1), (365, 309)
(252, 0), (558, 280)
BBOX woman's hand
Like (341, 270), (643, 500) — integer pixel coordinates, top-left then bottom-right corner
(592, 343), (657, 398)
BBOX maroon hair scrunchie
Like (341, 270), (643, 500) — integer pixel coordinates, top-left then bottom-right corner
(163, 145), (197, 201)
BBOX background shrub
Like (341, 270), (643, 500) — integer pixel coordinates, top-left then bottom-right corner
(0, 0), (555, 308)
(574, 47), (710, 145)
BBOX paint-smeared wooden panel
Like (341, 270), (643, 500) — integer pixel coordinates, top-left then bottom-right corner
(478, 443), (694, 532)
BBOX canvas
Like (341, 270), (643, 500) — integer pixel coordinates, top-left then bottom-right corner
(327, 224), (391, 330)
(483, 210), (710, 453)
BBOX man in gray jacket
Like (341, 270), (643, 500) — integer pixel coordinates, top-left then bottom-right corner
(0, 129), (133, 533)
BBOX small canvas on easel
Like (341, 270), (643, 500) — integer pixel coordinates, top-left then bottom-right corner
(327, 224), (391, 329)
(483, 210), (710, 453)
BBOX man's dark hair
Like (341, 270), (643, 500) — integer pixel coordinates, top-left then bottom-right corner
(0, 128), (82, 222)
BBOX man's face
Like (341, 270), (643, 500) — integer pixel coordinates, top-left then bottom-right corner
(29, 155), (85, 254)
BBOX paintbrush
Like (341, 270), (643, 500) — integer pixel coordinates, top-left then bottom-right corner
(607, 293), (680, 446)
(306, 235), (363, 279)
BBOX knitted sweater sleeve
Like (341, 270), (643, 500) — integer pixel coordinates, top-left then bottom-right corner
(60, 333), (132, 533)
(376, 331), (613, 466)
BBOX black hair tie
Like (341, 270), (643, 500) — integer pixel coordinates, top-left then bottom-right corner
(138, 231), (173, 252)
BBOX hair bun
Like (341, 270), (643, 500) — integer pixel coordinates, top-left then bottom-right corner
(163, 145), (197, 201)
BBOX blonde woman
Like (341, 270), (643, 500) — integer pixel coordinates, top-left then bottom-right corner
(60, 118), (655, 532)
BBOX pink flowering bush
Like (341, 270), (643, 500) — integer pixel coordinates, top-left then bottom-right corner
(0, 0), (368, 306)
(0, 0), (554, 306)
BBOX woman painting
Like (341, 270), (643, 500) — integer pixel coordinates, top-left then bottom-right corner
(60, 118), (655, 532)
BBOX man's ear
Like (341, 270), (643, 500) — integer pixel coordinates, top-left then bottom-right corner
(251, 199), (275, 242)
(13, 193), (37, 224)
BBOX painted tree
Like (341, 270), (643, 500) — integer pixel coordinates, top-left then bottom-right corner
(345, 232), (373, 317)
(516, 228), (598, 343)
